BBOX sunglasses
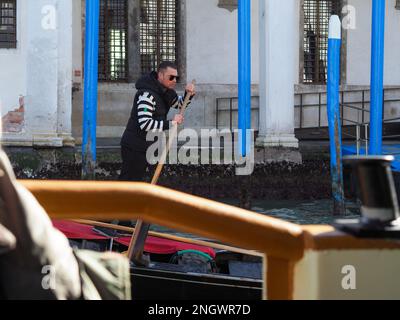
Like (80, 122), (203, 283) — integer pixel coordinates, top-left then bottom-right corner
(168, 75), (179, 81)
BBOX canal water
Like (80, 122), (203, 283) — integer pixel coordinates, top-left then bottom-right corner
(233, 199), (360, 225)
(151, 198), (361, 239)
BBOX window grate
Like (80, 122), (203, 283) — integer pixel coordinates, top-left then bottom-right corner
(98, 0), (128, 82)
(0, 0), (16, 49)
(303, 0), (341, 84)
(140, 0), (178, 75)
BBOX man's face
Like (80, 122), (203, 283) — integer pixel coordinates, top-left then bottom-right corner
(158, 67), (179, 90)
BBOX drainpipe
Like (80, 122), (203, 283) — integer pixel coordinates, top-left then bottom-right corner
(327, 15), (345, 215)
(370, 0), (386, 156)
(82, 0), (100, 179)
(238, 0), (251, 157)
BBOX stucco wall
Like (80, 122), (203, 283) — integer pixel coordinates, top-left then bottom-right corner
(186, 0), (259, 85)
(1, 0), (73, 146)
(72, 0), (83, 85)
(0, 1), (27, 115)
(346, 0), (400, 86)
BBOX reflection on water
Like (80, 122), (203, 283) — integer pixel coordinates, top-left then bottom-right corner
(150, 198), (361, 239)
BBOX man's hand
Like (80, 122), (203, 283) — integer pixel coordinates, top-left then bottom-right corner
(185, 82), (196, 97)
(172, 114), (184, 126)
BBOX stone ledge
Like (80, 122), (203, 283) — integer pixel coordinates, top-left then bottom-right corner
(256, 134), (299, 149)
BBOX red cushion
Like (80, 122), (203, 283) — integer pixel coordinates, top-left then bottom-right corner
(116, 236), (216, 258)
(52, 220), (215, 258)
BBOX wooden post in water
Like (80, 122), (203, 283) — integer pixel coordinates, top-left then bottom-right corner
(369, 0), (386, 155)
(82, 0), (100, 180)
(327, 15), (345, 215)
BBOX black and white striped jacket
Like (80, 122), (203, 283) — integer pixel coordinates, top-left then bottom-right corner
(136, 91), (192, 133)
(121, 71), (193, 151)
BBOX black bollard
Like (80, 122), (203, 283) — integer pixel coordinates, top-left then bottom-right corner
(344, 155), (399, 226)
(334, 155), (400, 238)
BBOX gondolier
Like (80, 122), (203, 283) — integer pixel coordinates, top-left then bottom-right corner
(120, 61), (196, 182)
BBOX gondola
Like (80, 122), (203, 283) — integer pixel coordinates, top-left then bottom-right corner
(53, 220), (263, 300)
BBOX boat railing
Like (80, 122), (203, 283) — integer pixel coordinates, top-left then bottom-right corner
(20, 179), (400, 300)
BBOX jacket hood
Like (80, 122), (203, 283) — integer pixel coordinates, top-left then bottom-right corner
(135, 71), (178, 106)
(135, 71), (166, 95)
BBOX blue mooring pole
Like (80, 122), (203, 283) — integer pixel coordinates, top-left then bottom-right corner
(370, 0), (386, 155)
(238, 0), (251, 157)
(82, 0), (100, 179)
(327, 15), (345, 215)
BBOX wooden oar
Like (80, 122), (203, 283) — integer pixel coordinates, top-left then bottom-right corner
(127, 81), (196, 265)
(72, 219), (263, 257)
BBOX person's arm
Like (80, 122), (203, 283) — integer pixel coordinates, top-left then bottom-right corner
(137, 92), (184, 131)
(137, 92), (170, 132)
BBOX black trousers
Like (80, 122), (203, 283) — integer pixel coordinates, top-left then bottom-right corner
(119, 146), (148, 182)
(117, 146), (149, 227)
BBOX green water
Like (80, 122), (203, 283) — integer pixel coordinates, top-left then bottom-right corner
(150, 199), (361, 239)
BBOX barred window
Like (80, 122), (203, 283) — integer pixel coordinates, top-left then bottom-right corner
(98, 0), (128, 81)
(140, 0), (178, 75)
(0, 0), (16, 49)
(303, 0), (341, 84)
